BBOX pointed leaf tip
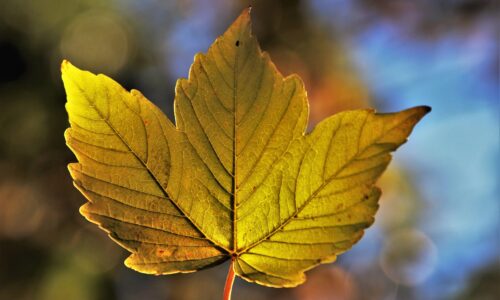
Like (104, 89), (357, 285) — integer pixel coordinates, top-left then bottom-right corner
(412, 105), (432, 120)
(242, 6), (252, 16)
(61, 60), (80, 77)
(61, 59), (70, 72)
(234, 7), (252, 27)
(411, 105), (432, 114)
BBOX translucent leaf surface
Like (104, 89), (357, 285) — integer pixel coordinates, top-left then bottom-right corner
(62, 8), (430, 287)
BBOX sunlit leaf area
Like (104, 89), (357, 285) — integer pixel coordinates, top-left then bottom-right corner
(0, 1), (497, 299)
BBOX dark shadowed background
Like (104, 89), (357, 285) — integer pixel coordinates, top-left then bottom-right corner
(0, 0), (498, 299)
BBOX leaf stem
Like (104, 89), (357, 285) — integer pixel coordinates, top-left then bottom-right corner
(223, 258), (236, 300)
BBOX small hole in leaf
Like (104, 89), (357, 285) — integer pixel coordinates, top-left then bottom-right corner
(235, 40), (240, 47)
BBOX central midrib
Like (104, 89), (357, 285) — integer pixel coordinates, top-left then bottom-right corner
(232, 36), (240, 254)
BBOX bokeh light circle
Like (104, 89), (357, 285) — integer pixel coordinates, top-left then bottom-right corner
(379, 228), (438, 286)
(60, 11), (133, 74)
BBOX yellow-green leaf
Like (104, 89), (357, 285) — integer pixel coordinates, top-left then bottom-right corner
(62, 8), (430, 288)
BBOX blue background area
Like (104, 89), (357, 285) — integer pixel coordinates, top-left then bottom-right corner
(309, 1), (499, 298)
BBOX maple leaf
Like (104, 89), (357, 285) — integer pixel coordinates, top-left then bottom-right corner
(62, 7), (429, 296)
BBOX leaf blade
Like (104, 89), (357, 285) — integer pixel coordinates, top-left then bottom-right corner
(62, 61), (227, 274)
(62, 8), (430, 288)
(173, 8), (309, 252)
(234, 107), (430, 287)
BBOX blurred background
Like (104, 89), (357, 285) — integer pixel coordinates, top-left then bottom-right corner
(0, 0), (498, 299)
